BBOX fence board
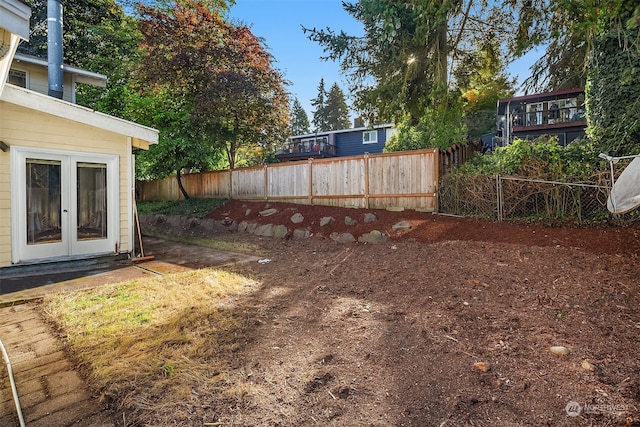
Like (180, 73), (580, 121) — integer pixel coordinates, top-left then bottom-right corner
(232, 167), (265, 198)
(138, 149), (439, 211)
(268, 162), (310, 199)
(200, 170), (231, 198)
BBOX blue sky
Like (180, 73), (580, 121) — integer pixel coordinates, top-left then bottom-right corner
(228, 0), (538, 121)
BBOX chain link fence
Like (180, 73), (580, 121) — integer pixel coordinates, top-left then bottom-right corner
(438, 174), (630, 225)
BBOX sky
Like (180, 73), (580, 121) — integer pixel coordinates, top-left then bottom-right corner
(228, 0), (539, 122)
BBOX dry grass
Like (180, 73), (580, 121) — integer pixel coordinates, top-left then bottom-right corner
(41, 268), (260, 425)
(143, 229), (267, 256)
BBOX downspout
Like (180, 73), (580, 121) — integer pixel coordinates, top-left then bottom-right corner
(47, 0), (63, 99)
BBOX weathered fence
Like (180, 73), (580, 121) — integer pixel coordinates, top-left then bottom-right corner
(438, 141), (482, 178)
(138, 149), (440, 211)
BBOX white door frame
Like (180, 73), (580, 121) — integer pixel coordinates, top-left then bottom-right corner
(11, 146), (119, 263)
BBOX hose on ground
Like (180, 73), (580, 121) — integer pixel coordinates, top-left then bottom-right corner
(0, 338), (25, 427)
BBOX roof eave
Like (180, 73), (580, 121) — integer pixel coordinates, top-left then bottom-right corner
(1, 84), (158, 148)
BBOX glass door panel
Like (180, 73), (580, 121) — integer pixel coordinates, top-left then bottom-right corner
(15, 148), (118, 263)
(77, 162), (108, 241)
(26, 159), (62, 245)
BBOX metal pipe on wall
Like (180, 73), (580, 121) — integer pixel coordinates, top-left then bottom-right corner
(47, 0), (63, 99)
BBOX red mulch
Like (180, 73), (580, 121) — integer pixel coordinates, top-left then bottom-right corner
(145, 199), (640, 426)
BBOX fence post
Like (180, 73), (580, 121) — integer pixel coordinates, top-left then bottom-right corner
(364, 153), (370, 209)
(433, 150), (440, 213)
(263, 164), (268, 200)
(308, 158), (313, 205)
(229, 168), (233, 200)
(496, 174), (503, 222)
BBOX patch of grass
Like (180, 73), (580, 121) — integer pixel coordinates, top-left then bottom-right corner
(142, 228), (267, 256)
(41, 268), (259, 425)
(137, 198), (228, 219)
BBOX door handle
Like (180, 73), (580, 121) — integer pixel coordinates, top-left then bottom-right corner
(63, 209), (68, 213)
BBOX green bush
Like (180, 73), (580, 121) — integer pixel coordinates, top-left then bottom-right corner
(385, 101), (467, 151)
(137, 198), (227, 218)
(459, 136), (600, 180)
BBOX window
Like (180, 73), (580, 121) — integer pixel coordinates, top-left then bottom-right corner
(8, 69), (27, 88)
(363, 130), (378, 144)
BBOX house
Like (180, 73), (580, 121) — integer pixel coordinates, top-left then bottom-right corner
(495, 88), (587, 148)
(8, 52), (107, 104)
(276, 123), (395, 162)
(0, 0), (158, 268)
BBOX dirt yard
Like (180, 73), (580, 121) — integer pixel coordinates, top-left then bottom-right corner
(153, 200), (640, 426)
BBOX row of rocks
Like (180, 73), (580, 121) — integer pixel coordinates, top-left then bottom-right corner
(139, 209), (413, 244)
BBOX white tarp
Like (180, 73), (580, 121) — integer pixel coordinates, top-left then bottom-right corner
(607, 156), (640, 214)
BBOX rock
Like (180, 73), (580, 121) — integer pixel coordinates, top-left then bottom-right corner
(254, 224), (274, 237)
(293, 228), (312, 239)
(320, 216), (335, 226)
(259, 208), (278, 217)
(223, 220), (238, 232)
(273, 225), (288, 238)
(364, 213), (378, 223)
(245, 208), (252, 217)
(392, 221), (412, 232)
(358, 230), (388, 244)
(167, 215), (183, 226)
(201, 218), (222, 231)
(291, 212), (305, 224)
(345, 216), (359, 226)
(330, 232), (356, 243)
(581, 360), (595, 372)
(550, 346), (570, 355)
(139, 214), (152, 225)
(188, 218), (200, 228)
(237, 221), (249, 233)
(474, 362), (490, 372)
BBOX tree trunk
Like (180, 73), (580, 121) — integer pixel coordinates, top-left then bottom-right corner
(176, 169), (190, 199)
(436, 20), (448, 94)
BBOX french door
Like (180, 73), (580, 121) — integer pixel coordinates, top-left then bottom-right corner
(12, 148), (119, 263)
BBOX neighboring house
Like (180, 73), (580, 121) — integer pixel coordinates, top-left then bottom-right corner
(0, 0), (158, 268)
(494, 88), (587, 149)
(8, 52), (107, 104)
(276, 123), (395, 162)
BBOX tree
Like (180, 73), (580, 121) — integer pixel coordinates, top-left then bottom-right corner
(137, 0), (290, 178)
(75, 12), (143, 115)
(510, 0), (640, 155)
(18, 0), (142, 115)
(585, 7), (640, 156)
(290, 97), (310, 135)
(453, 34), (516, 138)
(303, 1), (513, 124)
(130, 88), (222, 198)
(324, 83), (351, 130)
(384, 98), (467, 152)
(18, 0), (124, 66)
(310, 78), (328, 131)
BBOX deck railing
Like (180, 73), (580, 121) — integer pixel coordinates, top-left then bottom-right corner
(511, 106), (586, 128)
(279, 141), (337, 156)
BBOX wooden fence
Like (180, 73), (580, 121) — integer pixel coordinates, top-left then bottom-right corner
(439, 141), (482, 177)
(138, 149), (442, 211)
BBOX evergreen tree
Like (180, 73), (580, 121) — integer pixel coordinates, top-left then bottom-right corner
(290, 97), (310, 135)
(325, 83), (351, 130)
(310, 78), (328, 131)
(303, 1), (513, 124)
(453, 34), (515, 138)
